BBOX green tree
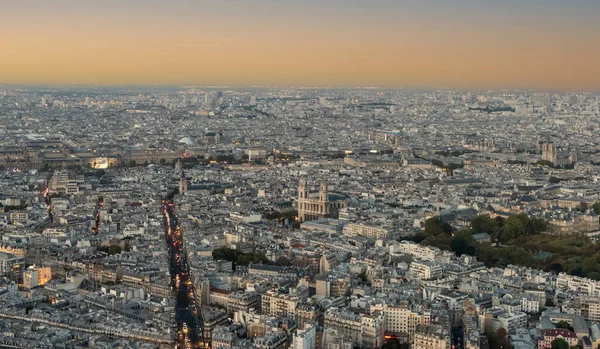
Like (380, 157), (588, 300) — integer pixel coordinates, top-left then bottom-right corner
(551, 338), (569, 349)
(424, 217), (453, 236)
(159, 158), (166, 165)
(451, 233), (476, 256)
(471, 215), (500, 235)
(593, 202), (600, 215)
(212, 247), (237, 262)
(108, 245), (122, 255)
(555, 321), (574, 332)
(550, 263), (563, 274)
(129, 160), (136, 167)
(500, 218), (524, 243)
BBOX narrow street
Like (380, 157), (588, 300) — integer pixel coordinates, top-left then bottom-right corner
(162, 198), (203, 349)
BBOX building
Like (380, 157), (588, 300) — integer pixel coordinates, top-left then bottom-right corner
(48, 170), (84, 195)
(261, 289), (301, 318)
(391, 241), (440, 262)
(538, 329), (578, 349)
(343, 223), (391, 240)
(413, 324), (451, 349)
(202, 306), (229, 344)
(324, 308), (362, 345)
(204, 132), (221, 145)
(255, 331), (287, 349)
(293, 324), (316, 349)
(322, 328), (353, 349)
(212, 327), (238, 349)
(297, 179), (346, 222)
(376, 302), (431, 341)
(580, 296), (600, 322)
(8, 211), (28, 224)
(520, 295), (541, 314)
(248, 264), (298, 281)
(361, 311), (385, 348)
(323, 308), (384, 348)
(227, 291), (260, 314)
(410, 261), (443, 280)
(316, 276), (352, 298)
(557, 273), (600, 296)
(23, 266), (52, 289)
(497, 312), (528, 334)
(0, 252), (24, 276)
(541, 142), (577, 167)
(295, 303), (320, 330)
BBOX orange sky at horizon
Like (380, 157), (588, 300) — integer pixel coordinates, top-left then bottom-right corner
(1, 1), (599, 90)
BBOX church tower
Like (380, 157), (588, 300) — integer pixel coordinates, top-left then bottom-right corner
(299, 178), (308, 199)
(319, 183), (328, 203)
(179, 171), (188, 194)
(319, 183), (328, 216)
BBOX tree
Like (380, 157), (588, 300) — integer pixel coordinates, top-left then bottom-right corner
(550, 263), (563, 274)
(500, 218), (524, 243)
(472, 215), (500, 235)
(495, 328), (512, 349)
(108, 245), (122, 255)
(451, 234), (476, 256)
(555, 321), (574, 332)
(593, 202), (600, 215)
(129, 160), (137, 167)
(551, 338), (569, 349)
(578, 202), (589, 212)
(424, 217), (453, 236)
(159, 158), (166, 165)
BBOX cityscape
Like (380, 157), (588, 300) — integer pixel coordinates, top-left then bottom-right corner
(0, 87), (600, 349)
(2, 1), (600, 349)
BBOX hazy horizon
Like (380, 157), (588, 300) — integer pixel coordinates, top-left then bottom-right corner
(2, 0), (599, 90)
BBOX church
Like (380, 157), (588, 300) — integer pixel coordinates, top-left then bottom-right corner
(297, 179), (347, 222)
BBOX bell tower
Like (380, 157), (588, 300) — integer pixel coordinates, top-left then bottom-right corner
(299, 178), (308, 199)
(319, 183), (328, 203)
(179, 171), (188, 194)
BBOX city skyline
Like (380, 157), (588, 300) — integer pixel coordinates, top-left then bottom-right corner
(2, 0), (600, 90)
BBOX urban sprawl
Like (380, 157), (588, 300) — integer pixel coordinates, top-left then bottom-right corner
(0, 87), (600, 349)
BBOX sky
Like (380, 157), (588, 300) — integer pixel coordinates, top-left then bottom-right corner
(1, 0), (599, 90)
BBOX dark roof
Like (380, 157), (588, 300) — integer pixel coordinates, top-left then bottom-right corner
(543, 329), (577, 339)
(520, 195), (537, 203)
(274, 256), (292, 267)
